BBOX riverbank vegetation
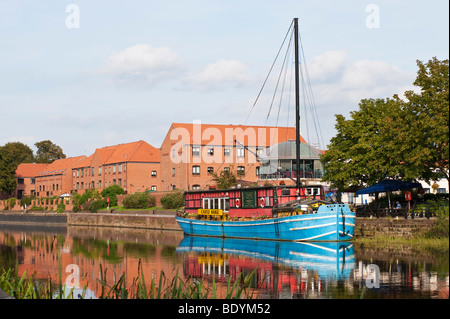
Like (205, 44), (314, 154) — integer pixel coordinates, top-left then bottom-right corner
(0, 260), (257, 299)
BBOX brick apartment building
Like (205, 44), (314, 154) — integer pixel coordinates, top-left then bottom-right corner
(35, 156), (87, 198)
(72, 140), (161, 194)
(13, 123), (322, 199)
(14, 163), (49, 198)
(160, 122), (306, 191)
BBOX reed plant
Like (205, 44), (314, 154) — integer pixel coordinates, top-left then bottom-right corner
(0, 259), (258, 299)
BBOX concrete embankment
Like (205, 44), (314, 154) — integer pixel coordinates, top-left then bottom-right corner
(0, 212), (438, 237)
(67, 211), (181, 231)
(0, 211), (182, 232)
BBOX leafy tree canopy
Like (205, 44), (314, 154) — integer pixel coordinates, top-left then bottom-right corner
(34, 140), (66, 163)
(321, 57), (449, 191)
(210, 169), (237, 189)
(0, 142), (34, 193)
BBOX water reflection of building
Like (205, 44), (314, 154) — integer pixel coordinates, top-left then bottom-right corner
(182, 252), (336, 299)
(1, 230), (448, 299)
(0, 230), (185, 298)
(177, 237), (355, 299)
(353, 260), (449, 298)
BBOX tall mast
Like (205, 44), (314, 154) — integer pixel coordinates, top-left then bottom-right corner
(294, 18), (301, 193)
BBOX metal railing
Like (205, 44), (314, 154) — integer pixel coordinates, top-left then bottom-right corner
(259, 170), (323, 180)
(355, 201), (448, 219)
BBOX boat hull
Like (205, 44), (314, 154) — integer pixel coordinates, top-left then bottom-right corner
(176, 236), (355, 279)
(176, 204), (355, 242)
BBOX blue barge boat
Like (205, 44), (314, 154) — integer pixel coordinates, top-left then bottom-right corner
(175, 19), (355, 241)
(175, 185), (355, 241)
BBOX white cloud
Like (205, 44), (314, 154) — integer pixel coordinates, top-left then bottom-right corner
(97, 44), (185, 87)
(307, 50), (348, 83)
(184, 59), (252, 91)
(305, 51), (414, 107)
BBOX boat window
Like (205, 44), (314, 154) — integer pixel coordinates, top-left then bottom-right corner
(202, 197), (230, 212)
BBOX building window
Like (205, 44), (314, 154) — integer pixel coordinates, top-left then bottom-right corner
(192, 146), (200, 156)
(17, 178), (24, 184)
(31, 178), (35, 184)
(224, 167), (230, 172)
(224, 148), (230, 156)
(98, 180), (102, 189)
(118, 179), (122, 187)
(192, 165), (200, 175)
(98, 167), (102, 175)
(207, 148), (214, 156)
(113, 165), (117, 173)
(207, 167), (214, 174)
(118, 164), (122, 173)
(192, 185), (200, 190)
(151, 170), (157, 177)
(172, 168), (175, 176)
(76, 170), (80, 177)
(151, 185), (157, 191)
(256, 166), (260, 176)
(237, 166), (245, 175)
(237, 148), (245, 158)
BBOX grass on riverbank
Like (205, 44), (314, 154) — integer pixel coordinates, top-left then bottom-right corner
(354, 235), (449, 251)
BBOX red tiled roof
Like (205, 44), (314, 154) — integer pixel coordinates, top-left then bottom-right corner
(79, 141), (160, 167)
(170, 123), (306, 146)
(37, 156), (87, 176)
(15, 163), (49, 178)
(72, 154), (94, 169)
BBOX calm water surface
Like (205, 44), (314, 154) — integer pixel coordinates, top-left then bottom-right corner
(0, 225), (448, 299)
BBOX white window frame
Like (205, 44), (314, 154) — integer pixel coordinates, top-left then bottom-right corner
(202, 197), (230, 212)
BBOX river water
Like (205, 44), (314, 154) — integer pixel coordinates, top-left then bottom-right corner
(0, 225), (448, 299)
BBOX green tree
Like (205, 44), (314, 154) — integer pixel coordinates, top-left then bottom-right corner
(321, 57), (449, 190)
(211, 169), (237, 189)
(0, 142), (34, 194)
(122, 192), (156, 209)
(160, 192), (183, 209)
(403, 57), (449, 186)
(34, 140), (66, 164)
(101, 185), (125, 207)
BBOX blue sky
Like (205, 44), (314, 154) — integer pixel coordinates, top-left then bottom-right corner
(1, 1), (448, 157)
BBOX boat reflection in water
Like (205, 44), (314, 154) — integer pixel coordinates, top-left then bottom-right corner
(176, 236), (355, 298)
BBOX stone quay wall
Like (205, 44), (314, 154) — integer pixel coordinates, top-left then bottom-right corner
(354, 217), (437, 238)
(67, 212), (181, 231)
(0, 212), (440, 237)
